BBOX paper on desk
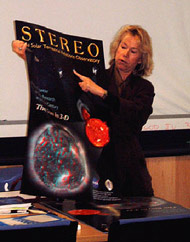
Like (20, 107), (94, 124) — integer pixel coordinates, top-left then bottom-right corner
(0, 207), (31, 215)
(0, 203), (31, 209)
(1, 218), (26, 226)
(0, 191), (37, 200)
(24, 215), (59, 223)
(0, 200), (31, 215)
(0, 214), (62, 227)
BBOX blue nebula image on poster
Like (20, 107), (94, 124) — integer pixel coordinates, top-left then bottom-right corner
(28, 123), (90, 197)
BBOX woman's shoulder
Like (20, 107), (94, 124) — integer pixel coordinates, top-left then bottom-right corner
(132, 75), (154, 92)
(105, 64), (154, 92)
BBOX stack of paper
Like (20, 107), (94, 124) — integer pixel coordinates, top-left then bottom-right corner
(0, 203), (31, 215)
(0, 197), (31, 215)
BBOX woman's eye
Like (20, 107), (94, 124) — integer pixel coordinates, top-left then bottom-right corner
(131, 50), (137, 53)
(121, 45), (127, 49)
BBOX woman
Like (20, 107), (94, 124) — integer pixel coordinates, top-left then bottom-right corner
(74, 25), (155, 197)
(12, 25), (154, 197)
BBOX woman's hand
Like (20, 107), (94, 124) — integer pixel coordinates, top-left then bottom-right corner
(12, 40), (27, 60)
(73, 69), (107, 98)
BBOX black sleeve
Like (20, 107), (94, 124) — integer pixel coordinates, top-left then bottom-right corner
(104, 81), (155, 127)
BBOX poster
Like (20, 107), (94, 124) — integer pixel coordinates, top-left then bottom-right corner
(15, 21), (107, 200)
(44, 196), (190, 233)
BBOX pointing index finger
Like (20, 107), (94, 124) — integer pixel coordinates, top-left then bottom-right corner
(73, 69), (84, 81)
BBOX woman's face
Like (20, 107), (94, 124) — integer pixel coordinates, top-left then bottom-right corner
(115, 33), (142, 77)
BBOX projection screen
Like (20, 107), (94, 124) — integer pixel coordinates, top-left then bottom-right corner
(0, 0), (190, 137)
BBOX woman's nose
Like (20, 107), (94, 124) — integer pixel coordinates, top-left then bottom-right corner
(123, 49), (129, 57)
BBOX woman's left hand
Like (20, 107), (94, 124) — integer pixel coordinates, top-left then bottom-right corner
(73, 69), (106, 98)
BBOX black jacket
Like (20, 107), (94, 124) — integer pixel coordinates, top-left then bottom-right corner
(96, 64), (155, 197)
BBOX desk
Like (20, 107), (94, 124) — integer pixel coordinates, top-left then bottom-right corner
(1, 193), (190, 242)
(0, 205), (107, 242)
(40, 197), (190, 242)
(36, 203), (108, 242)
(0, 191), (107, 242)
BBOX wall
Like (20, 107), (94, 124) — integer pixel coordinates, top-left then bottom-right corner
(1, 156), (189, 208)
(1, 0), (190, 137)
(147, 155), (190, 208)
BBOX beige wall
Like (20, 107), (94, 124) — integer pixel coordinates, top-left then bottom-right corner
(1, 156), (189, 208)
(147, 155), (190, 208)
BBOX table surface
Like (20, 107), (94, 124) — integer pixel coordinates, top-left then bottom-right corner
(35, 203), (108, 242)
(0, 204), (108, 242)
(1, 192), (190, 242)
(0, 191), (107, 241)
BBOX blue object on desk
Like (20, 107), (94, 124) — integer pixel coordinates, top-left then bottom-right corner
(108, 213), (190, 242)
(0, 214), (78, 242)
(0, 167), (23, 191)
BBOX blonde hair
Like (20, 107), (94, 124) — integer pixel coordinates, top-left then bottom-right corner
(109, 25), (154, 77)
